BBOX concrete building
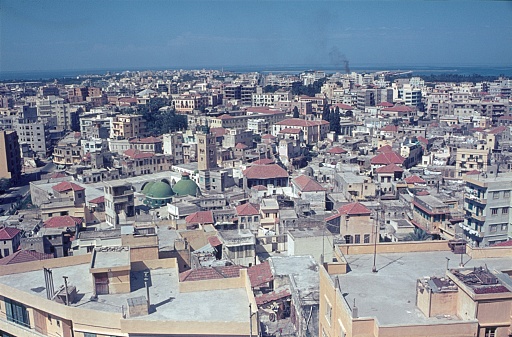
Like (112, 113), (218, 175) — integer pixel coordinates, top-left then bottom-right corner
(163, 132), (184, 164)
(104, 181), (135, 227)
(0, 227), (21, 259)
(463, 173), (512, 247)
(291, 174), (327, 212)
(111, 114), (146, 139)
(0, 130), (21, 184)
(325, 202), (376, 244)
(456, 148), (490, 177)
(272, 118), (330, 144)
(197, 132), (217, 171)
(319, 243), (512, 337)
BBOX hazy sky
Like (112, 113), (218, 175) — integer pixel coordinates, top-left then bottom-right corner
(1, 0), (512, 72)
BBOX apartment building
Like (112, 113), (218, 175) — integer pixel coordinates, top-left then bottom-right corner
(111, 114), (146, 139)
(251, 89), (292, 107)
(272, 118), (329, 144)
(455, 148), (490, 177)
(104, 181), (135, 227)
(319, 243), (512, 337)
(0, 130), (21, 184)
(463, 172), (512, 247)
(52, 133), (82, 167)
(163, 132), (184, 164)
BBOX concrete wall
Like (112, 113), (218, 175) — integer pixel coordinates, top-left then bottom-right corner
(338, 241), (451, 255)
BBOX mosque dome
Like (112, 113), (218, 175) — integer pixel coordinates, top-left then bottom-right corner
(172, 173), (200, 196)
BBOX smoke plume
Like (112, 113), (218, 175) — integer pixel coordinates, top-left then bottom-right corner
(329, 47), (350, 74)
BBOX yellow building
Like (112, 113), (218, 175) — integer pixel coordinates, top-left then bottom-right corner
(0, 130), (21, 184)
(319, 242), (512, 337)
(111, 114), (146, 139)
(0, 247), (258, 337)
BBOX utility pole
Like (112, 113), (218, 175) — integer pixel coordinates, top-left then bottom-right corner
(372, 184), (380, 273)
(63, 276), (69, 306)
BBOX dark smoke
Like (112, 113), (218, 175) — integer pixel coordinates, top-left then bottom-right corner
(329, 47), (350, 74)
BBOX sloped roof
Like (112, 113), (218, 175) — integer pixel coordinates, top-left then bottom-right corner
(465, 170), (481, 175)
(292, 175), (326, 192)
(382, 105), (414, 112)
(208, 236), (222, 247)
(279, 128), (302, 134)
(243, 164), (289, 179)
(217, 114), (233, 120)
(371, 151), (405, 165)
(0, 227), (21, 240)
(492, 240), (512, 247)
(377, 145), (394, 153)
(44, 216), (83, 229)
(275, 118), (329, 127)
(0, 250), (54, 266)
(52, 181), (85, 193)
(335, 103), (354, 110)
(339, 202), (371, 216)
(327, 146), (347, 154)
(404, 175), (426, 184)
(123, 149), (155, 159)
(255, 289), (291, 306)
(251, 185), (268, 191)
(379, 101), (394, 107)
(235, 143), (249, 149)
(380, 125), (399, 132)
(236, 203), (260, 216)
(247, 261), (274, 288)
(252, 158), (275, 165)
(261, 134), (277, 140)
(179, 265), (243, 282)
(129, 136), (162, 144)
(88, 196), (105, 204)
(376, 163), (404, 174)
(185, 211), (214, 225)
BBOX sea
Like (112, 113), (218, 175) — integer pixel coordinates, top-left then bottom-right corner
(1, 64), (511, 82)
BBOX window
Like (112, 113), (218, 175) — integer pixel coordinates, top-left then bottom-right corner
(491, 208), (498, 216)
(364, 234), (370, 243)
(485, 327), (496, 337)
(4, 298), (30, 328)
(324, 299), (332, 325)
(502, 224), (508, 231)
(493, 192), (500, 199)
(490, 225), (497, 233)
(355, 235), (361, 244)
(503, 208), (508, 215)
(84, 333), (97, 337)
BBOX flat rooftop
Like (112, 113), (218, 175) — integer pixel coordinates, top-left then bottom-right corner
(0, 263), (249, 323)
(334, 251), (512, 326)
(91, 246), (130, 269)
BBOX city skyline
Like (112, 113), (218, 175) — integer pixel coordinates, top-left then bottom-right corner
(1, 1), (512, 73)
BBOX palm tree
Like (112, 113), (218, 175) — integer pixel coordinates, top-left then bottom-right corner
(405, 227), (431, 241)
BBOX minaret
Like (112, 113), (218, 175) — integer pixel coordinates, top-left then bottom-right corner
(197, 131), (217, 171)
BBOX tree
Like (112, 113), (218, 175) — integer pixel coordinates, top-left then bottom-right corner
(329, 106), (341, 135)
(0, 178), (11, 194)
(322, 105), (330, 121)
(292, 106), (300, 118)
(404, 228), (431, 241)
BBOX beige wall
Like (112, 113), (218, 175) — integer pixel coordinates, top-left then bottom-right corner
(338, 241), (450, 255)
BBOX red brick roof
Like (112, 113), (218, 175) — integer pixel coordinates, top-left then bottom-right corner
(327, 146), (347, 154)
(185, 211), (214, 225)
(129, 136), (162, 144)
(208, 236), (222, 247)
(236, 203), (260, 216)
(255, 289), (291, 306)
(247, 261), (273, 288)
(88, 196), (105, 204)
(489, 126), (507, 134)
(217, 114), (233, 120)
(0, 250), (54, 266)
(335, 103), (354, 110)
(179, 265), (243, 282)
(371, 151), (405, 165)
(243, 164), (289, 179)
(251, 185), (268, 191)
(417, 136), (428, 144)
(376, 163), (404, 174)
(379, 101), (394, 107)
(261, 134), (276, 140)
(382, 105), (414, 112)
(44, 216), (83, 229)
(275, 118), (329, 127)
(0, 227), (21, 240)
(235, 143), (249, 149)
(377, 145), (394, 153)
(123, 149), (155, 159)
(339, 202), (371, 216)
(292, 175), (326, 192)
(380, 125), (399, 132)
(52, 181), (85, 193)
(252, 158), (275, 165)
(404, 175), (426, 184)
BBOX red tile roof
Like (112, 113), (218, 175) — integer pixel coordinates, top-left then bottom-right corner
(404, 175), (426, 184)
(492, 240), (512, 247)
(208, 236), (222, 247)
(185, 211), (214, 225)
(379, 101), (394, 107)
(251, 185), (268, 191)
(339, 202), (371, 216)
(465, 170), (481, 175)
(382, 105), (414, 112)
(243, 164), (289, 179)
(377, 145), (394, 153)
(179, 265), (243, 282)
(335, 103), (354, 110)
(88, 196), (105, 204)
(247, 261), (273, 288)
(327, 146), (347, 154)
(123, 149), (155, 159)
(255, 289), (291, 306)
(371, 151), (405, 165)
(236, 203), (260, 216)
(292, 175), (326, 192)
(50, 172), (67, 179)
(415, 190), (430, 196)
(0, 250), (54, 266)
(235, 143), (249, 149)
(376, 163), (404, 174)
(252, 158), (275, 165)
(129, 136), (162, 144)
(262, 134), (277, 140)
(380, 124), (399, 132)
(217, 114), (233, 120)
(0, 227), (21, 240)
(417, 136), (428, 144)
(210, 127), (227, 136)
(52, 181), (85, 193)
(489, 126), (507, 134)
(44, 216), (83, 229)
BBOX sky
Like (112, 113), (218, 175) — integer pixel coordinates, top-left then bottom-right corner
(1, 0), (512, 73)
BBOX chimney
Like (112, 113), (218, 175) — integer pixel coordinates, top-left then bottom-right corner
(126, 296), (149, 317)
(352, 299), (359, 318)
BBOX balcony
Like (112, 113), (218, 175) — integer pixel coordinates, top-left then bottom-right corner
(465, 195), (487, 206)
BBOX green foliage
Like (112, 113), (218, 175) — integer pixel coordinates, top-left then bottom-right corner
(404, 227), (431, 241)
(137, 97), (188, 135)
(291, 78), (327, 96)
(263, 85), (280, 93)
(329, 106), (341, 135)
(292, 106), (300, 118)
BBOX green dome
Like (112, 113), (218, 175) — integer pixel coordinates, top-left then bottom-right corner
(172, 174), (200, 196)
(147, 181), (174, 199)
(142, 181), (156, 194)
